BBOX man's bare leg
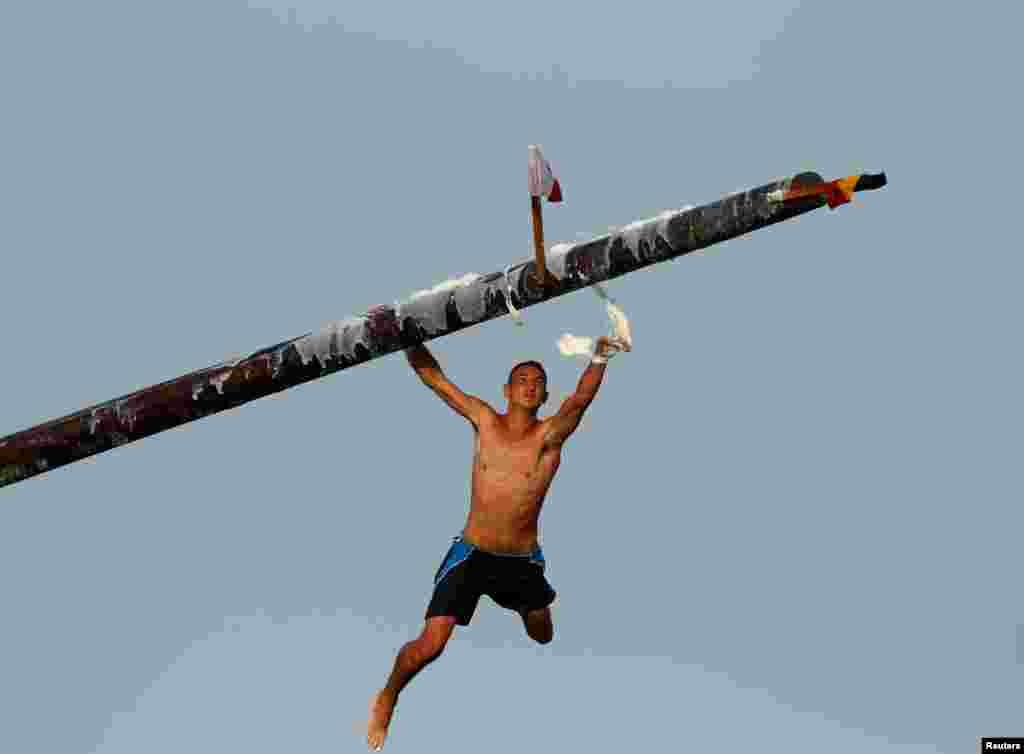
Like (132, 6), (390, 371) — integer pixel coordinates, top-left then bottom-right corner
(367, 616), (456, 751)
(520, 606), (554, 645)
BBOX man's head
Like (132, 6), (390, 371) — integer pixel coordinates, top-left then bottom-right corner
(504, 360), (548, 412)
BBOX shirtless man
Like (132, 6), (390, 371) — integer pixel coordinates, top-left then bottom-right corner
(366, 334), (631, 750)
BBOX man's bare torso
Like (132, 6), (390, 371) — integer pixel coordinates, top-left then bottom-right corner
(463, 410), (561, 554)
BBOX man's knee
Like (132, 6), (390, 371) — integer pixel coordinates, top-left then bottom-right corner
(416, 617), (456, 660)
(522, 608), (554, 645)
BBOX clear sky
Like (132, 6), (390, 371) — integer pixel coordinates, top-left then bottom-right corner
(2, 1), (1020, 752)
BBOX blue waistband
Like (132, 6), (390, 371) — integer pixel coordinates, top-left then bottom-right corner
(454, 535), (543, 559)
(434, 535), (545, 586)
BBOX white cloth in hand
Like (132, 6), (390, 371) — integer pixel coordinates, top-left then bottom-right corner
(557, 285), (633, 362)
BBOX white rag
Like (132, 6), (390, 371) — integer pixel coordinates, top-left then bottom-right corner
(557, 283), (632, 361)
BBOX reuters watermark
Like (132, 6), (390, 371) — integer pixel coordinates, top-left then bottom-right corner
(981, 738), (1024, 752)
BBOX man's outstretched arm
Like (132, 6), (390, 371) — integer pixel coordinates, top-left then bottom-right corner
(405, 344), (491, 427)
(543, 336), (629, 447)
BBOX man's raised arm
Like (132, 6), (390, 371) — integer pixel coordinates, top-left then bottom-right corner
(543, 336), (629, 447)
(405, 344), (491, 427)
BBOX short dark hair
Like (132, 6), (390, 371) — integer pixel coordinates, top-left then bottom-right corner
(507, 360), (547, 385)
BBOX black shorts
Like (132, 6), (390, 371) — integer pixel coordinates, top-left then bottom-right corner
(425, 536), (557, 626)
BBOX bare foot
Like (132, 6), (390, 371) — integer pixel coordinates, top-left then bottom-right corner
(367, 689), (396, 751)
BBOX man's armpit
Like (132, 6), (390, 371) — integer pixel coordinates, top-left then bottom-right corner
(467, 396), (497, 424)
(432, 381), (491, 425)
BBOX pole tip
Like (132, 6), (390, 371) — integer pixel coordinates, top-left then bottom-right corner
(856, 172), (887, 191)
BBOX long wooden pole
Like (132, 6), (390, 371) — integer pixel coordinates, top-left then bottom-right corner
(1, 169), (886, 490)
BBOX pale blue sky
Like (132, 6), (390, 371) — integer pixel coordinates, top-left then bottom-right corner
(2, 2), (1021, 752)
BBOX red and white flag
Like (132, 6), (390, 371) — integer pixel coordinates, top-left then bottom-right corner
(527, 144), (562, 202)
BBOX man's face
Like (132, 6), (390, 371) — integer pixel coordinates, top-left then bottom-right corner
(504, 365), (547, 410)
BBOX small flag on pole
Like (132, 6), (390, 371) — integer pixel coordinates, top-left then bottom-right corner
(528, 145), (562, 202)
